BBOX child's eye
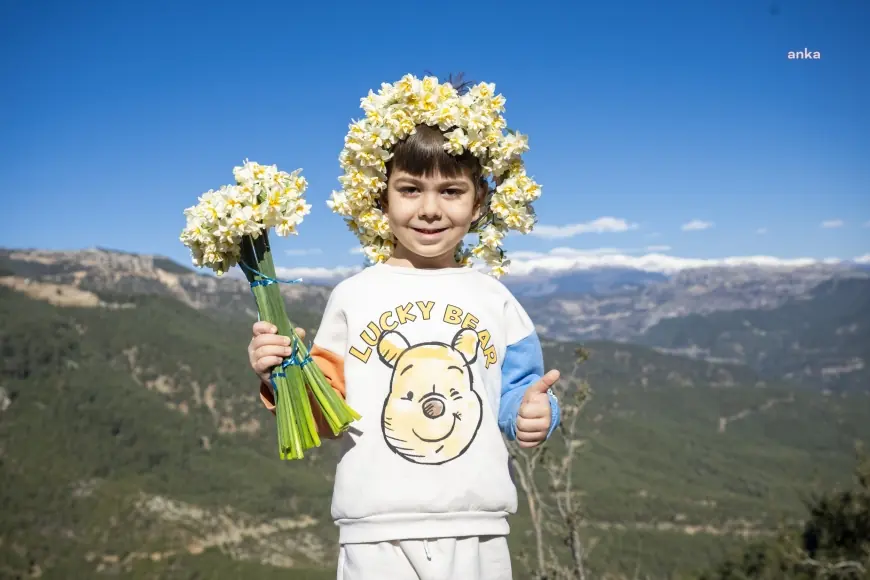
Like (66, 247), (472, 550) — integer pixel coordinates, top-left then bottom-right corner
(443, 189), (462, 196)
(399, 187), (418, 195)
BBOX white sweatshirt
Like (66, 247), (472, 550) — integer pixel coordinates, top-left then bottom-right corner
(260, 262), (560, 544)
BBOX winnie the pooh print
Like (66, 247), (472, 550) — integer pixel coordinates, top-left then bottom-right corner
(377, 327), (484, 465)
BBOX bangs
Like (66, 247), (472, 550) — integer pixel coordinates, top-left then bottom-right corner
(388, 125), (480, 180)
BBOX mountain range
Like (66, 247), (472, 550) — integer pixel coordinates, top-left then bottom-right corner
(5, 247), (865, 391)
(1, 246), (868, 579)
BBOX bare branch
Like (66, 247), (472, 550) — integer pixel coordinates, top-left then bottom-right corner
(511, 349), (594, 579)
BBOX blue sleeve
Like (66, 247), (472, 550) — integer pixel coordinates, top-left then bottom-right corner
(498, 331), (561, 441)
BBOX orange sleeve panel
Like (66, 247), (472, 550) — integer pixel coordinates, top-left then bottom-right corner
(258, 345), (347, 439)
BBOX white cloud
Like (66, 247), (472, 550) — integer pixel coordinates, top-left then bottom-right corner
(284, 248), (322, 256)
(349, 247), (364, 254)
(550, 246), (623, 256)
(821, 219), (844, 229)
(681, 220), (713, 231)
(275, 265), (363, 283)
(504, 250), (827, 276)
(511, 254), (836, 276)
(270, 248), (867, 285)
(756, 228), (768, 235)
(530, 217), (638, 239)
(514, 246), (667, 260)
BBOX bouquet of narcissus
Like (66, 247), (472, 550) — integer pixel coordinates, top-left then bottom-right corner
(179, 160), (360, 459)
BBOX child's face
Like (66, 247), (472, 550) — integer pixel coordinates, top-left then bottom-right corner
(385, 169), (481, 266)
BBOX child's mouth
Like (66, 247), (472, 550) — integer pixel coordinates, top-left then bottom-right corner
(412, 227), (448, 236)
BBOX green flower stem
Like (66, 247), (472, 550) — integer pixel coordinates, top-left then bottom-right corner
(239, 231), (360, 460)
(298, 340), (362, 433)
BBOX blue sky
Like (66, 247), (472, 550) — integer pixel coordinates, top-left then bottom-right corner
(2, 0), (868, 277)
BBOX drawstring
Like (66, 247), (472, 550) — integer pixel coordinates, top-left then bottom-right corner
(423, 539), (432, 561)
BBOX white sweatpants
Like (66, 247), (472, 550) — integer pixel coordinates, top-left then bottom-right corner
(337, 536), (512, 580)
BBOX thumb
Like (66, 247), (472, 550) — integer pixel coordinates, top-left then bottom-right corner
(524, 369), (560, 399)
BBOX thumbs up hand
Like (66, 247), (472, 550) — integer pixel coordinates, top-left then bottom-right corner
(516, 369), (560, 448)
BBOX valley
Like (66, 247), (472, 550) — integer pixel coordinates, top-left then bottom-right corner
(1, 248), (868, 579)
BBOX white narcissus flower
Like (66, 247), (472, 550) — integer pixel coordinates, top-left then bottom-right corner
(498, 132), (528, 161)
(497, 178), (520, 198)
(467, 113), (487, 132)
(363, 238), (394, 264)
(434, 104), (459, 129)
(468, 138), (488, 157)
(490, 194), (512, 218)
(276, 217), (299, 236)
(470, 82), (495, 100)
(215, 223), (237, 246)
(373, 215), (391, 237)
(261, 206), (283, 229)
(188, 217), (211, 243)
(420, 93), (438, 113)
(421, 76), (438, 93)
(293, 199), (312, 216)
(362, 246), (380, 263)
(518, 213), (536, 233)
(361, 90), (389, 114)
(204, 247), (222, 267)
(228, 206), (260, 237)
(443, 129), (469, 155)
(250, 201), (265, 224)
(490, 261), (510, 278)
(265, 187), (284, 212)
(479, 225), (504, 250)
(221, 185), (246, 213)
(233, 163), (254, 185)
(371, 126), (394, 148)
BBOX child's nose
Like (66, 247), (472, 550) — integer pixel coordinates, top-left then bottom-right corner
(418, 192), (442, 219)
(422, 398), (445, 419)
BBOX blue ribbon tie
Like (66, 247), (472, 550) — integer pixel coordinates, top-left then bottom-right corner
(269, 336), (315, 395)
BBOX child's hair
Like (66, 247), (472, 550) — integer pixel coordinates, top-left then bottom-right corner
(381, 73), (489, 222)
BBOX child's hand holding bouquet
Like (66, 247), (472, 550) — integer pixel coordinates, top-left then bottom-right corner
(248, 322), (306, 385)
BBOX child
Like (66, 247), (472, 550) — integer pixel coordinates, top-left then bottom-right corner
(248, 75), (561, 580)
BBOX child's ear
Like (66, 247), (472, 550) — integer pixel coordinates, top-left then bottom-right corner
(378, 330), (410, 368)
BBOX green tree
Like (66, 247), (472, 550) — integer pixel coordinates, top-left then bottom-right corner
(698, 443), (870, 579)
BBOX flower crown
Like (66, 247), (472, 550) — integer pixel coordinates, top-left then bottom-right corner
(327, 74), (542, 278)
